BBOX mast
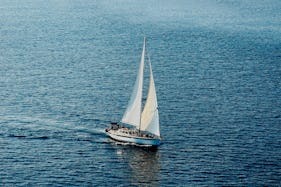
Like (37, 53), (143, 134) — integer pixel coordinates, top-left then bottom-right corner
(139, 37), (146, 132)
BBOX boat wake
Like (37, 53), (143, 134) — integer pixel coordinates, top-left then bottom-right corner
(2, 115), (108, 143)
(8, 134), (49, 140)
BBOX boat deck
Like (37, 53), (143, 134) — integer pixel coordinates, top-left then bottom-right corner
(106, 124), (160, 140)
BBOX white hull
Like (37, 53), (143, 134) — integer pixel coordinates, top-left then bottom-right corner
(105, 129), (161, 146)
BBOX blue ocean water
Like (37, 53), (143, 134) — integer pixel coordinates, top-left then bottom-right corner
(1, 0), (281, 186)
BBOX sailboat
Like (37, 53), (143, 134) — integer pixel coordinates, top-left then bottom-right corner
(105, 37), (161, 146)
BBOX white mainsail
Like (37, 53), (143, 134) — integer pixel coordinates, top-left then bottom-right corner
(140, 61), (160, 137)
(121, 39), (146, 127)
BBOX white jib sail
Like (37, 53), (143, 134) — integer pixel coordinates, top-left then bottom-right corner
(121, 39), (146, 128)
(140, 61), (160, 137)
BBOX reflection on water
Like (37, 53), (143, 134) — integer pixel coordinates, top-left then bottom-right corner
(115, 145), (160, 186)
